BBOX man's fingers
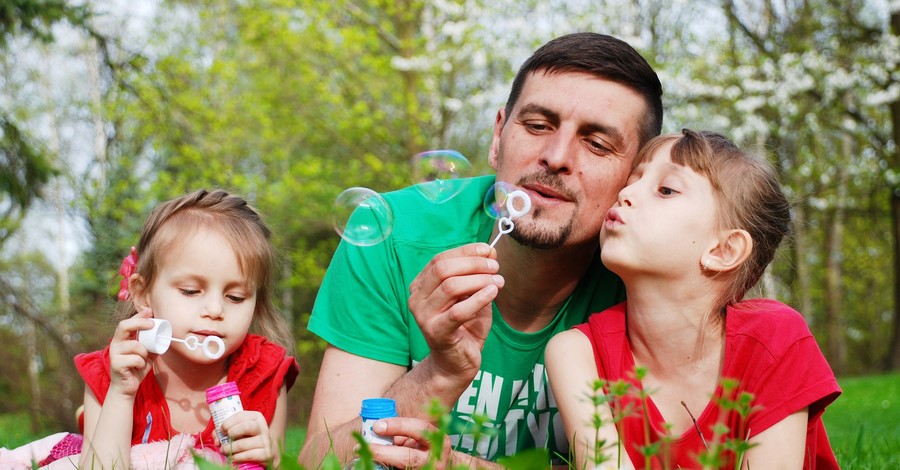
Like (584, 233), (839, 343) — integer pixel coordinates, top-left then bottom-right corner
(426, 284), (498, 340)
(410, 244), (498, 296)
(370, 444), (431, 469)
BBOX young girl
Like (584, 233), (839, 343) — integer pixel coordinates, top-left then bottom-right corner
(74, 189), (299, 468)
(546, 130), (840, 469)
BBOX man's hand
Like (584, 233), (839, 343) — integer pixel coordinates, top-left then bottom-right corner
(408, 243), (504, 384)
(368, 417), (501, 470)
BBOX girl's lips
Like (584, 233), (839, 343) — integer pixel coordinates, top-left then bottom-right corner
(191, 330), (222, 338)
(604, 208), (624, 227)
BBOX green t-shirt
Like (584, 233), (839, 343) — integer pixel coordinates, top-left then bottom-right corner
(308, 175), (624, 463)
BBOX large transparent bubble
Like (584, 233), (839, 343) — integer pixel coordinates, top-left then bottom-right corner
(411, 150), (473, 204)
(483, 181), (530, 219)
(333, 187), (394, 246)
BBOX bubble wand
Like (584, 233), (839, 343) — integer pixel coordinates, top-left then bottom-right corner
(138, 318), (226, 360)
(488, 189), (532, 248)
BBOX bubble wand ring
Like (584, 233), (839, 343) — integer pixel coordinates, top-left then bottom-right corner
(488, 190), (531, 248)
(170, 335), (226, 360)
(138, 318), (226, 360)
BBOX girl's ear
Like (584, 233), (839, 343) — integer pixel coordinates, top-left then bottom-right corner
(705, 229), (752, 272)
(129, 274), (151, 313)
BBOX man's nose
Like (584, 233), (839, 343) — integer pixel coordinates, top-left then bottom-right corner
(539, 130), (575, 174)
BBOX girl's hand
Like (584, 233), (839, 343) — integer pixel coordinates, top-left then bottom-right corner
(218, 410), (275, 466)
(107, 308), (155, 397)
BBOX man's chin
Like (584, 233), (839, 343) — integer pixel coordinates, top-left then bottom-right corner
(510, 224), (571, 250)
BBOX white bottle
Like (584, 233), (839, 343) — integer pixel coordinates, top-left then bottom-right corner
(206, 382), (264, 470)
(345, 397), (397, 470)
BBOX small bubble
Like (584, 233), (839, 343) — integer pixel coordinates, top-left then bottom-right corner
(881, 400), (890, 409)
(333, 187), (394, 246)
(411, 150), (473, 203)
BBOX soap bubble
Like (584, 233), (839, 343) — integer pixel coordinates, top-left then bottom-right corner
(411, 150), (473, 203)
(333, 187), (394, 246)
(483, 181), (525, 219)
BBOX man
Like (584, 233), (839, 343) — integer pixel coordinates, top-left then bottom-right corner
(300, 32), (663, 468)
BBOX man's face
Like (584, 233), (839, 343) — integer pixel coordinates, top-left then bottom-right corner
(489, 70), (648, 249)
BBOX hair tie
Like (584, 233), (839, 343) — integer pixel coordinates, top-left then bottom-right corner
(117, 246), (138, 301)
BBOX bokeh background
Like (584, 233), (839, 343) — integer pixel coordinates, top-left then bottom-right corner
(1, 0), (898, 438)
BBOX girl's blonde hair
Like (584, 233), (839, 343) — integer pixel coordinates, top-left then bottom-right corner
(634, 129), (792, 310)
(115, 189), (294, 354)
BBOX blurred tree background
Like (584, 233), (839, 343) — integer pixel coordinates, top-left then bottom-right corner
(1, 0), (897, 433)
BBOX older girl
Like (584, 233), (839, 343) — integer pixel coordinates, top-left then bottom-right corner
(546, 130), (840, 469)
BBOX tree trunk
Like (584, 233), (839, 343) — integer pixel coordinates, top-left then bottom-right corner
(884, 6), (900, 371)
(26, 317), (42, 433)
(824, 133), (851, 374)
(42, 45), (74, 417)
(793, 203), (814, 324)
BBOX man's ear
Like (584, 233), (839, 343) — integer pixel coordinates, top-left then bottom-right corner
(705, 229), (753, 273)
(488, 108), (505, 169)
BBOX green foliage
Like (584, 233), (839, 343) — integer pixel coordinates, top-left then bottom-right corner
(0, 0), (88, 45)
(0, 115), (56, 247)
(1, 0), (897, 444)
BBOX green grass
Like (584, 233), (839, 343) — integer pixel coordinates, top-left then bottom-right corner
(0, 412), (45, 449)
(3, 374), (899, 468)
(824, 372), (900, 469)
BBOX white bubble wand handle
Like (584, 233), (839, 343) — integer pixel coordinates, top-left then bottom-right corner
(489, 218), (514, 248)
(488, 190), (531, 248)
(138, 318), (226, 360)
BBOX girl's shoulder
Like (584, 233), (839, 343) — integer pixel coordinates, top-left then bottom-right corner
(229, 334), (299, 391)
(726, 298), (815, 354)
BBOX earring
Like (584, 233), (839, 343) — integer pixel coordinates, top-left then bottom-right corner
(702, 258), (710, 271)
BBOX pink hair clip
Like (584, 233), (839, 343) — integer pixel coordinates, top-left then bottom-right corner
(117, 246), (138, 301)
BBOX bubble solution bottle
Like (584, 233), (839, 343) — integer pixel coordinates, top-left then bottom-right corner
(345, 397), (397, 470)
(206, 382), (265, 470)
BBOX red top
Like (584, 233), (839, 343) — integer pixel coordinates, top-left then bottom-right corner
(575, 299), (841, 469)
(75, 334), (299, 449)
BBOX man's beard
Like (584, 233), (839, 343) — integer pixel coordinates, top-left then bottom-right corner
(506, 171), (576, 249)
(509, 205), (575, 249)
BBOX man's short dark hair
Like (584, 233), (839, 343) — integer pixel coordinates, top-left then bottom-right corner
(505, 32), (664, 146)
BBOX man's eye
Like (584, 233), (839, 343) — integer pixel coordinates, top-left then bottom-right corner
(588, 140), (611, 154)
(524, 122), (550, 132)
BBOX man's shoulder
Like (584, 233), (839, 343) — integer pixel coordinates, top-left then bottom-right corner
(383, 175), (495, 246)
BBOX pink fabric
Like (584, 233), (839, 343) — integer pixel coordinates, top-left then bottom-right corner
(0, 432), (68, 469)
(38, 433), (82, 466)
(36, 433), (226, 470)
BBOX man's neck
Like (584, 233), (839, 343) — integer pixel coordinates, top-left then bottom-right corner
(493, 240), (597, 332)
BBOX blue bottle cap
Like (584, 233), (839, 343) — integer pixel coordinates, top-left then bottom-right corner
(359, 397), (398, 420)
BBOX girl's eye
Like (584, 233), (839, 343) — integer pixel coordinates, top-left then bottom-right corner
(226, 295), (246, 303)
(659, 186), (677, 196)
(179, 288), (200, 296)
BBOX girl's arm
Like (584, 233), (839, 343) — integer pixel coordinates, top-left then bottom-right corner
(741, 409), (808, 469)
(80, 311), (155, 468)
(546, 330), (635, 470)
(80, 387), (134, 468)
